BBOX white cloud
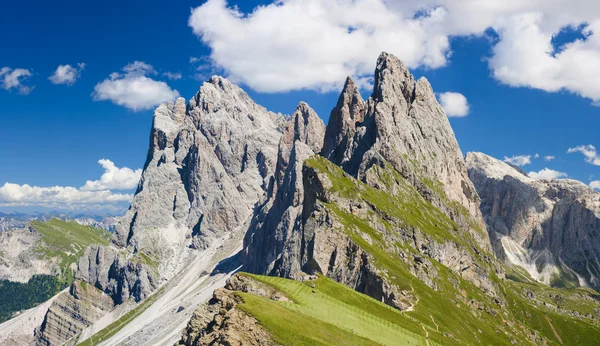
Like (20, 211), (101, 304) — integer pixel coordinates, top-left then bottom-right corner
(49, 63), (85, 85)
(188, 0), (600, 101)
(591, 180), (600, 190)
(0, 67), (34, 94)
(92, 61), (180, 111)
(162, 72), (182, 80)
(0, 183), (132, 208)
(544, 156), (555, 161)
(504, 155), (532, 167)
(438, 92), (469, 117)
(528, 168), (568, 180)
(189, 0), (451, 92)
(0, 159), (141, 210)
(567, 145), (600, 166)
(81, 159), (142, 191)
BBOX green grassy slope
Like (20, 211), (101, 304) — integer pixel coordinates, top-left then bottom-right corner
(237, 273), (429, 346)
(31, 218), (111, 279)
(0, 220), (111, 323)
(292, 156), (600, 345)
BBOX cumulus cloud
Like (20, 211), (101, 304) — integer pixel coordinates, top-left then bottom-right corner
(544, 156), (555, 161)
(49, 63), (85, 85)
(591, 181), (600, 190)
(189, 0), (451, 92)
(81, 159), (142, 191)
(504, 155), (532, 167)
(528, 168), (568, 180)
(162, 72), (182, 80)
(0, 159), (141, 210)
(188, 0), (600, 101)
(92, 61), (179, 111)
(0, 67), (34, 94)
(438, 92), (469, 117)
(567, 145), (600, 165)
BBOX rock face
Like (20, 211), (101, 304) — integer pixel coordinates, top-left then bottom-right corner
(76, 245), (158, 304)
(113, 76), (287, 277)
(322, 53), (488, 251)
(243, 103), (325, 276)
(0, 227), (55, 283)
(467, 152), (600, 288)
(37, 281), (115, 346)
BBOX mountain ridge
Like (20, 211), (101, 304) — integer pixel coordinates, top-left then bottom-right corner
(1, 53), (600, 346)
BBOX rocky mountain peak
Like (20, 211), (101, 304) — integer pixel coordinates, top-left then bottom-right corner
(373, 52), (415, 105)
(284, 102), (325, 154)
(319, 52), (489, 251)
(113, 75), (287, 280)
(321, 76), (366, 166)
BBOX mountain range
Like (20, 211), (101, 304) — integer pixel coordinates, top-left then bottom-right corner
(1, 53), (600, 346)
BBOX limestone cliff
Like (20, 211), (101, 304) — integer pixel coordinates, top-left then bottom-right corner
(467, 152), (600, 288)
(37, 281), (115, 345)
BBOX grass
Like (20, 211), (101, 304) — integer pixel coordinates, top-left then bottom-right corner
(237, 274), (429, 346)
(304, 157), (483, 254)
(300, 156), (600, 345)
(30, 218), (111, 279)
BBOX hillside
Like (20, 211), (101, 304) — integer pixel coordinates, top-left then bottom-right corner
(182, 271), (600, 346)
(0, 219), (111, 324)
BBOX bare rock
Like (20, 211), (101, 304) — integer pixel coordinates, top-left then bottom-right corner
(467, 152), (600, 288)
(36, 281), (115, 346)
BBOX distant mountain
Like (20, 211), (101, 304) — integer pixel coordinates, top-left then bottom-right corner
(467, 152), (600, 289)
(0, 212), (119, 232)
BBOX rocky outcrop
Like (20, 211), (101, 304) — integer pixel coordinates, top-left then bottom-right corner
(467, 152), (600, 288)
(178, 274), (284, 346)
(37, 281), (115, 346)
(321, 77), (366, 167)
(243, 103), (325, 277)
(76, 245), (158, 304)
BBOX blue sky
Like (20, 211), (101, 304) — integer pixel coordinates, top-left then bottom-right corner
(1, 0), (599, 213)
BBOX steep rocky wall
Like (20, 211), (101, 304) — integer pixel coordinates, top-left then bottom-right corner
(76, 245), (158, 304)
(467, 152), (600, 288)
(243, 103), (325, 276)
(37, 281), (115, 346)
(113, 77), (287, 275)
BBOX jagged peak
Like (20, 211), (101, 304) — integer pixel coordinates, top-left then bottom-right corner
(373, 52), (415, 104)
(321, 76), (366, 164)
(335, 76), (363, 110)
(283, 102), (325, 154)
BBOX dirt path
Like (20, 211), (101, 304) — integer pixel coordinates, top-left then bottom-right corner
(545, 316), (563, 344)
(421, 324), (430, 346)
(430, 315), (439, 332)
